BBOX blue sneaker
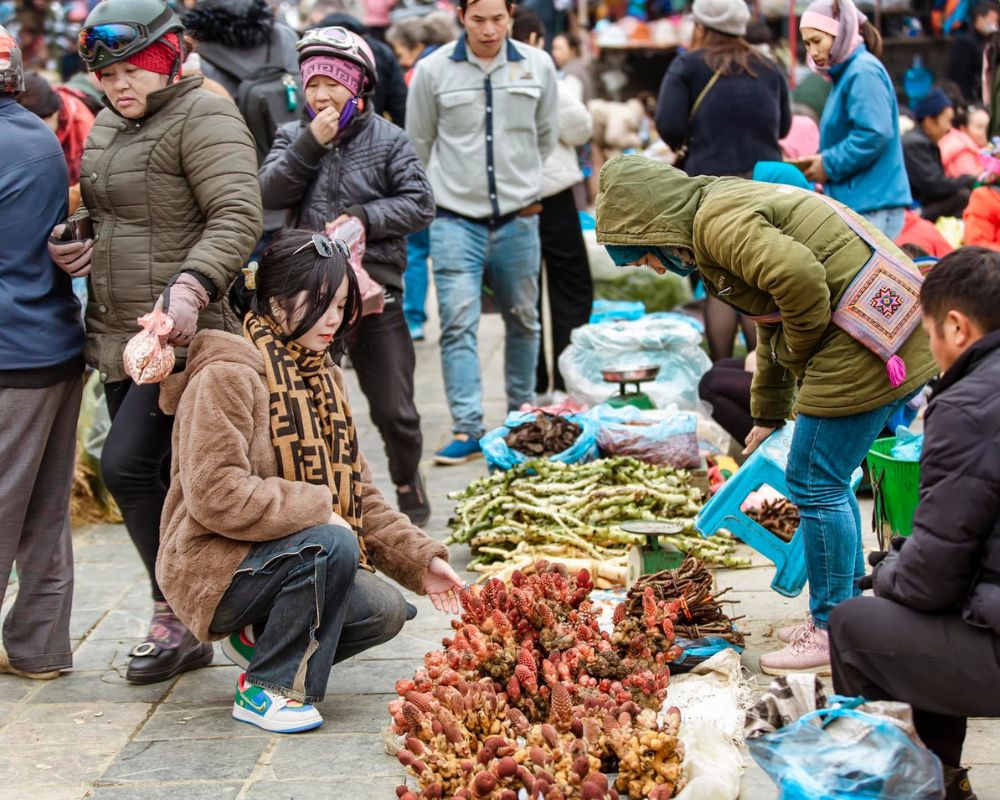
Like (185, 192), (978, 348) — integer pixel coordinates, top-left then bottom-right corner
(433, 436), (482, 465)
(408, 322), (425, 341)
(233, 673), (323, 733)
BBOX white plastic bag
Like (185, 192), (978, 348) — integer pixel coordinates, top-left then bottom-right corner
(559, 313), (712, 409)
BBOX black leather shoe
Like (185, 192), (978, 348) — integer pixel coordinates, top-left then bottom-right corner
(126, 629), (214, 685)
(397, 472), (431, 527)
(944, 767), (977, 800)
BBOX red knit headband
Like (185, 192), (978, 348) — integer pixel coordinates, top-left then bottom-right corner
(123, 33), (182, 76)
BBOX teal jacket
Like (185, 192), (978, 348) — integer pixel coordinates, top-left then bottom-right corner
(820, 47), (912, 214)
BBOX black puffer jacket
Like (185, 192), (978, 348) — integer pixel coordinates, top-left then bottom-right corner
(874, 330), (1000, 635)
(258, 110), (434, 289)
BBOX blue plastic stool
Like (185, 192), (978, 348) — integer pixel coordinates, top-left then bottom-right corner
(696, 424), (862, 597)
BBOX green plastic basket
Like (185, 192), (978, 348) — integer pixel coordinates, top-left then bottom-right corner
(866, 437), (921, 541)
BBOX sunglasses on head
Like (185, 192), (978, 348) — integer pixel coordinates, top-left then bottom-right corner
(293, 234), (351, 260)
(78, 22), (147, 63)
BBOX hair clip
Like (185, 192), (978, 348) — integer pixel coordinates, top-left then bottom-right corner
(242, 262), (259, 291)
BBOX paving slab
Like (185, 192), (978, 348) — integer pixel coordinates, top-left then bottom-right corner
(30, 670), (172, 705)
(87, 781), (242, 799)
(263, 732), (400, 781)
(0, 702), (149, 746)
(6, 785), (91, 800)
(163, 663), (239, 706)
(0, 743), (121, 787)
(0, 674), (38, 702)
(100, 738), (268, 783)
(320, 659), (422, 696)
(243, 777), (401, 800)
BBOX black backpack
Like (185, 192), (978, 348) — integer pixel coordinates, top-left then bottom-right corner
(197, 34), (304, 164)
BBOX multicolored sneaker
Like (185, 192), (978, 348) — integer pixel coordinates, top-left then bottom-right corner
(760, 623), (831, 676)
(221, 625), (255, 670)
(232, 673), (323, 733)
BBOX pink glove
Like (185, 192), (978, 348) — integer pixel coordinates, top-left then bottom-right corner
(48, 224), (94, 277)
(153, 272), (211, 346)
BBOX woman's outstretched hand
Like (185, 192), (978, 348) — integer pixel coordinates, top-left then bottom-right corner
(424, 557), (465, 615)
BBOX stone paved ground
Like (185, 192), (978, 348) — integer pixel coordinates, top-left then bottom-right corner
(3, 308), (998, 800)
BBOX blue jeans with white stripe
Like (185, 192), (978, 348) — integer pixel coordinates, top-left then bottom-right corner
(210, 525), (406, 702)
(430, 213), (541, 438)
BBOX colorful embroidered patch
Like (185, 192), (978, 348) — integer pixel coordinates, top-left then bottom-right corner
(869, 286), (904, 319)
(832, 255), (923, 361)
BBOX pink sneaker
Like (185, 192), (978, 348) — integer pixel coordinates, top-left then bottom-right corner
(759, 623), (831, 676)
(774, 615), (812, 643)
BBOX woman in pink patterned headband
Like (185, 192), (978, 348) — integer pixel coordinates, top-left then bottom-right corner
(258, 26), (437, 530)
(795, 0), (912, 242)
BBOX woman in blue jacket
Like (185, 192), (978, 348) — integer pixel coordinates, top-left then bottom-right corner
(797, 0), (911, 239)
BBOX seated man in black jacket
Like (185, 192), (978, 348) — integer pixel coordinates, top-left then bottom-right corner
(829, 246), (1000, 800)
(903, 89), (976, 221)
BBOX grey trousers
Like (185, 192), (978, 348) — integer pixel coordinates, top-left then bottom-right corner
(0, 375), (83, 672)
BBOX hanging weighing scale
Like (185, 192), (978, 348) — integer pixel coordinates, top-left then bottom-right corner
(601, 365), (660, 410)
(621, 520), (686, 587)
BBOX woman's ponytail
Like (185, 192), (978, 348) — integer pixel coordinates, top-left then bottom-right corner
(860, 18), (882, 58)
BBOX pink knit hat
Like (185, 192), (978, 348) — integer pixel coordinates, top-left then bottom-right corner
(301, 54), (364, 95)
(801, 0), (866, 74)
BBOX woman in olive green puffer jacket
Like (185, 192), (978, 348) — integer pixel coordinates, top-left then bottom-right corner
(596, 155), (937, 675)
(46, 0), (263, 686)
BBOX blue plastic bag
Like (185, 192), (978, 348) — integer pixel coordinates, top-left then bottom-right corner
(749, 703), (945, 799)
(589, 299), (645, 324)
(891, 426), (924, 462)
(480, 412), (600, 471)
(669, 635), (744, 673)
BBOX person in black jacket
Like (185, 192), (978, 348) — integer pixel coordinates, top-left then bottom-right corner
(259, 26), (434, 526)
(309, 0), (409, 125)
(829, 247), (1000, 800)
(903, 88), (976, 221)
(948, 2), (1000, 103)
(654, 0), (790, 363)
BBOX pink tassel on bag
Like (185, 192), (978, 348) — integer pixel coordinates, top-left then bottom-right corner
(886, 355), (907, 388)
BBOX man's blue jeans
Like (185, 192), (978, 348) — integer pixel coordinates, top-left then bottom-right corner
(786, 395), (915, 630)
(403, 228), (430, 329)
(430, 214), (541, 438)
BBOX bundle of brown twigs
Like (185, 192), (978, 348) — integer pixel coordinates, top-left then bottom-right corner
(624, 557), (745, 647)
(746, 499), (800, 543)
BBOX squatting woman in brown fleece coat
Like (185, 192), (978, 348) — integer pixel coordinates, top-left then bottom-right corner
(156, 230), (463, 733)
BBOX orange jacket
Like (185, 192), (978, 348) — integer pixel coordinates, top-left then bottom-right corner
(54, 86), (95, 186)
(964, 186), (1000, 250)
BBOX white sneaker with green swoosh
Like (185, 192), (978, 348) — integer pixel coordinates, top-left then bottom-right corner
(232, 673), (323, 733)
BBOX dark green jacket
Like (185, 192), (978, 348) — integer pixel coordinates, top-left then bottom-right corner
(595, 156), (937, 420)
(80, 77), (263, 383)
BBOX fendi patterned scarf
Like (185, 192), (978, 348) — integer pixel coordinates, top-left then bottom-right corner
(244, 313), (369, 568)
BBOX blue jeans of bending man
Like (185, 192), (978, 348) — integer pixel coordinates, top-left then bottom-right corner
(786, 392), (916, 630)
(210, 524), (407, 703)
(430, 214), (542, 438)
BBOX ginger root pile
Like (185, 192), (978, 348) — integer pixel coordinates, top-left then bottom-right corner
(390, 562), (686, 799)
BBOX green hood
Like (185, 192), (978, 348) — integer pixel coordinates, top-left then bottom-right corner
(595, 156), (715, 250)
